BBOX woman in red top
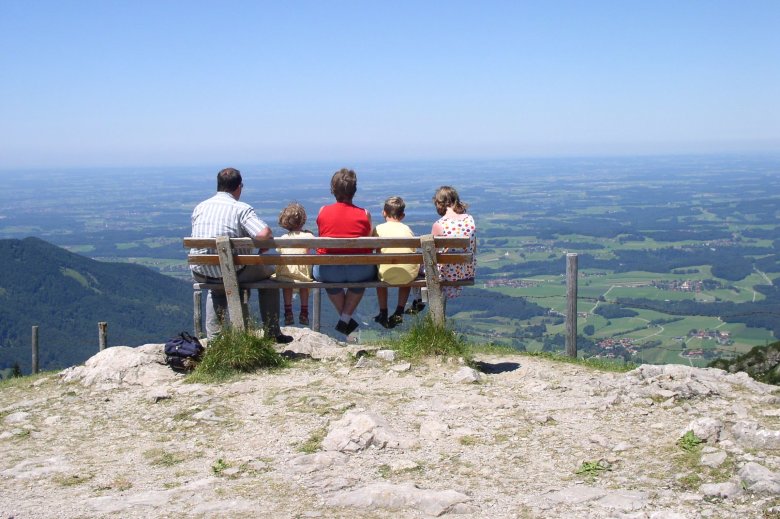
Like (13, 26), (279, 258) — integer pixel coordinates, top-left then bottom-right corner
(314, 168), (375, 336)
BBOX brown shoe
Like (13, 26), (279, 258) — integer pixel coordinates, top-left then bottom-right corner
(284, 312), (294, 326)
(299, 313), (309, 325)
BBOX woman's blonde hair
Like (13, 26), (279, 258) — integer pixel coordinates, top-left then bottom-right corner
(432, 186), (468, 216)
(278, 202), (307, 231)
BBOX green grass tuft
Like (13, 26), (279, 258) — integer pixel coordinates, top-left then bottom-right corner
(188, 326), (287, 383)
(523, 350), (637, 373)
(677, 430), (704, 452)
(391, 314), (471, 361)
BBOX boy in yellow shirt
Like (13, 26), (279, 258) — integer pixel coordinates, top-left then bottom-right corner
(373, 196), (421, 328)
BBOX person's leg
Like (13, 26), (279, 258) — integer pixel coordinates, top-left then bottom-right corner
(258, 287), (283, 336)
(389, 286), (412, 326)
(299, 288), (310, 325)
(205, 289), (227, 339)
(374, 287), (389, 328)
(282, 288), (294, 325)
(326, 289), (346, 315)
(239, 265), (291, 342)
(396, 286), (412, 309)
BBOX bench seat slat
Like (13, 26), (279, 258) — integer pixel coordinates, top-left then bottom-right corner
(187, 252), (472, 266)
(192, 278), (474, 290)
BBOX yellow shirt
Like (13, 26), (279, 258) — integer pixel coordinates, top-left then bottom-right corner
(372, 221), (420, 285)
(274, 230), (315, 282)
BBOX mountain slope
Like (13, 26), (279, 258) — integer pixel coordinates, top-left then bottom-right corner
(0, 237), (192, 373)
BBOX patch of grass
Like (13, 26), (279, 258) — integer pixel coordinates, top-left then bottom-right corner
(678, 431), (704, 452)
(389, 314), (471, 361)
(0, 370), (57, 390)
(458, 435), (478, 446)
(211, 458), (230, 476)
(575, 460), (611, 480)
(53, 473), (94, 487)
(378, 464), (392, 478)
(299, 427), (327, 453)
(523, 350), (637, 373)
(188, 326), (288, 383)
(144, 448), (187, 467)
(677, 472), (702, 490)
(470, 342), (519, 356)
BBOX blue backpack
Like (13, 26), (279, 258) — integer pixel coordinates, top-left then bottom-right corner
(164, 332), (204, 372)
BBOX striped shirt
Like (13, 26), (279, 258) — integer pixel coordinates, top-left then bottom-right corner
(190, 192), (268, 278)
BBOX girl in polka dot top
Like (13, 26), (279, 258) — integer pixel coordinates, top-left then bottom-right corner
(431, 185), (476, 299)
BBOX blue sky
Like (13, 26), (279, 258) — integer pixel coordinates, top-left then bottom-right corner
(1, 1), (779, 168)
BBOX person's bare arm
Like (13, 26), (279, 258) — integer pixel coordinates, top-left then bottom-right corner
(254, 226), (273, 253)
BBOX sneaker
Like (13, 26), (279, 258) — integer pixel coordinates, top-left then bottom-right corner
(299, 313), (309, 326)
(335, 320), (349, 335)
(405, 299), (426, 315)
(374, 312), (390, 329)
(284, 312), (294, 326)
(275, 333), (294, 344)
(388, 313), (403, 328)
(345, 318), (360, 335)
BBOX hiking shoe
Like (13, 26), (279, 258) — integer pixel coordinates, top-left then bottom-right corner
(374, 313), (390, 329)
(284, 312), (294, 326)
(299, 313), (309, 326)
(335, 320), (349, 335)
(388, 313), (403, 328)
(275, 333), (294, 344)
(345, 318), (360, 335)
(405, 299), (426, 315)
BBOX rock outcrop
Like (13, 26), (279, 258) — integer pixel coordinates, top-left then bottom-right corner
(1, 330), (779, 518)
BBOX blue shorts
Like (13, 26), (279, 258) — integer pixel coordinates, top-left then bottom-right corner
(314, 264), (377, 294)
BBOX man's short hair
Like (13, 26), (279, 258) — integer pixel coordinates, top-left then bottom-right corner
(383, 196), (405, 219)
(330, 168), (357, 203)
(217, 168), (242, 192)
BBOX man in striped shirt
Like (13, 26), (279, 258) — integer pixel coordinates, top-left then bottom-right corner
(191, 168), (292, 343)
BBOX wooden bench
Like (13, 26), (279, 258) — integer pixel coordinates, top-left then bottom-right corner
(183, 235), (474, 337)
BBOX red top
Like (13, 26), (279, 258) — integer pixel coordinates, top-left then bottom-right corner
(316, 202), (372, 254)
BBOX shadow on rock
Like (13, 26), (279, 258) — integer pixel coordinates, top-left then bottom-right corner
(472, 361), (520, 374)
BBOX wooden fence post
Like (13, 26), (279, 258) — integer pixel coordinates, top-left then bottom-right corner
(566, 253), (578, 358)
(31, 325), (39, 374)
(312, 288), (321, 332)
(98, 322), (108, 351)
(420, 234), (445, 327)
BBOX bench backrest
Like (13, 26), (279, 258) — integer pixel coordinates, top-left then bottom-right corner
(184, 236), (473, 267)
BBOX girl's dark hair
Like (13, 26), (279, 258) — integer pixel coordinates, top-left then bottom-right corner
(330, 168), (357, 203)
(278, 202), (307, 231)
(433, 186), (468, 216)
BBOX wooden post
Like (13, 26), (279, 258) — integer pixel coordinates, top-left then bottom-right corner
(215, 236), (245, 331)
(565, 253), (578, 358)
(421, 234), (445, 327)
(31, 325), (39, 374)
(312, 288), (321, 332)
(194, 290), (203, 337)
(98, 322), (108, 351)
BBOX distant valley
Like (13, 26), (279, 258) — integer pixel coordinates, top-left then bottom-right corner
(1, 155), (779, 370)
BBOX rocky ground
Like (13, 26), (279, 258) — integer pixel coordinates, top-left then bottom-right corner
(1, 328), (779, 518)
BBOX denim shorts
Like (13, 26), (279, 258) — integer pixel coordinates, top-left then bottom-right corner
(314, 264), (377, 294)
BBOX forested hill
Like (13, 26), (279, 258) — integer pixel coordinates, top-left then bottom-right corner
(0, 237), (191, 374)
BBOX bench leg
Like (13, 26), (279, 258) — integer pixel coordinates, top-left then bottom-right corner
(194, 290), (203, 338)
(421, 234), (446, 326)
(312, 288), (321, 332)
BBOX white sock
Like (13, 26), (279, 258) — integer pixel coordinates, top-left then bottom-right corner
(340, 313), (352, 322)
